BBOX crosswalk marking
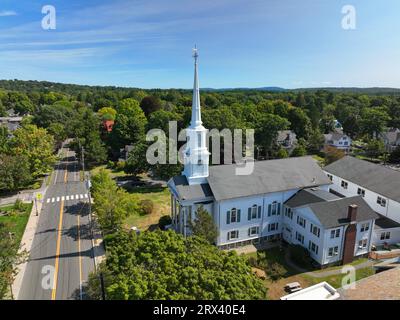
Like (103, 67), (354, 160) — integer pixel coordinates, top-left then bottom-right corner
(45, 193), (88, 204)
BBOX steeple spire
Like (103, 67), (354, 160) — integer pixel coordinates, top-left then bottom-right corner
(183, 46), (209, 185)
(190, 46), (202, 128)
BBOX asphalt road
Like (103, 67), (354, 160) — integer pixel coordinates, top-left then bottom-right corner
(19, 146), (95, 300)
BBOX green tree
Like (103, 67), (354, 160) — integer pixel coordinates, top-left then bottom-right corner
(111, 98), (147, 150)
(86, 230), (267, 300)
(10, 124), (56, 178)
(189, 206), (218, 244)
(360, 108), (390, 138)
(287, 107), (312, 139)
(0, 153), (31, 191)
(124, 141), (150, 176)
(275, 148), (289, 159)
(291, 139), (307, 157)
(0, 221), (27, 299)
(98, 107), (117, 121)
(91, 169), (136, 234)
(140, 96), (162, 117)
(365, 139), (385, 160)
(307, 129), (325, 154)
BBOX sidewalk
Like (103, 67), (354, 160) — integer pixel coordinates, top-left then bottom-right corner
(11, 189), (46, 300)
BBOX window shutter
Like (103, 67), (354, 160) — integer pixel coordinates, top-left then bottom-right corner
(310, 224), (313, 233)
(236, 230), (239, 238)
(268, 204), (272, 216)
(226, 211), (230, 224)
(227, 232), (230, 241)
(256, 226), (260, 234)
(248, 208), (251, 221)
(277, 203), (281, 215)
(248, 228), (251, 236)
(237, 209), (241, 222)
(318, 229), (320, 237)
(258, 206), (261, 218)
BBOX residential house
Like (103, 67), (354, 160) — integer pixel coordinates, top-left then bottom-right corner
(0, 116), (23, 132)
(323, 131), (352, 153)
(276, 130), (297, 153)
(381, 128), (400, 152)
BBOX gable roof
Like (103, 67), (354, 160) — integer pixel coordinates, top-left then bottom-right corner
(308, 196), (379, 229)
(207, 156), (332, 201)
(285, 188), (339, 208)
(169, 175), (213, 202)
(324, 156), (400, 202)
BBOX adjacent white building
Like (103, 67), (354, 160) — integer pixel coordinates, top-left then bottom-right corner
(324, 156), (400, 246)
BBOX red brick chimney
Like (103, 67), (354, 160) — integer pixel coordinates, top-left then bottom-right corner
(342, 204), (358, 265)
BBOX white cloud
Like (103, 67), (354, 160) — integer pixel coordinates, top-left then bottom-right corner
(0, 10), (17, 17)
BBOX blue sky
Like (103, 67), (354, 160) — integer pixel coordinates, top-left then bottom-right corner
(1, 0), (400, 89)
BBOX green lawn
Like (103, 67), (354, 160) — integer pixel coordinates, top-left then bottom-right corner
(124, 186), (171, 231)
(0, 203), (32, 245)
(304, 266), (375, 289)
(90, 165), (129, 179)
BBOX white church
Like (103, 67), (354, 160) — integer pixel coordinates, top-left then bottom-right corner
(167, 49), (400, 266)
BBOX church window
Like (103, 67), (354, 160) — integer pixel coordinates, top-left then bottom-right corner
(227, 208), (241, 224)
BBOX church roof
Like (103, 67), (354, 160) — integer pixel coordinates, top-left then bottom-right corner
(207, 156), (332, 201)
(169, 175), (213, 202)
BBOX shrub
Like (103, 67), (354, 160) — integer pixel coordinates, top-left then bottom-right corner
(265, 262), (287, 281)
(159, 215), (172, 230)
(139, 199), (154, 215)
(115, 161), (126, 171)
(106, 160), (114, 169)
(13, 199), (25, 212)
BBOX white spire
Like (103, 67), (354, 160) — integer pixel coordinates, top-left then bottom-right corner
(190, 46), (202, 128)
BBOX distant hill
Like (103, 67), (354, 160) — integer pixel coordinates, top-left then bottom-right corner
(1, 79), (400, 95)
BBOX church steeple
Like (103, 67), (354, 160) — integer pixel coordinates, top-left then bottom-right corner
(183, 47), (210, 185)
(190, 46), (202, 128)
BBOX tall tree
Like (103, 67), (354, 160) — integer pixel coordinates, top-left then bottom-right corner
(111, 98), (147, 150)
(10, 124), (56, 178)
(189, 206), (218, 244)
(86, 230), (267, 300)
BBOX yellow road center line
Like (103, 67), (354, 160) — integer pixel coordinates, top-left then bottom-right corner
(51, 200), (64, 300)
(78, 214), (83, 300)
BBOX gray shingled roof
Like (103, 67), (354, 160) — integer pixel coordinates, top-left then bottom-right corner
(207, 156), (332, 201)
(374, 215), (400, 230)
(308, 196), (379, 228)
(285, 188), (339, 208)
(324, 156), (400, 202)
(169, 175), (213, 201)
